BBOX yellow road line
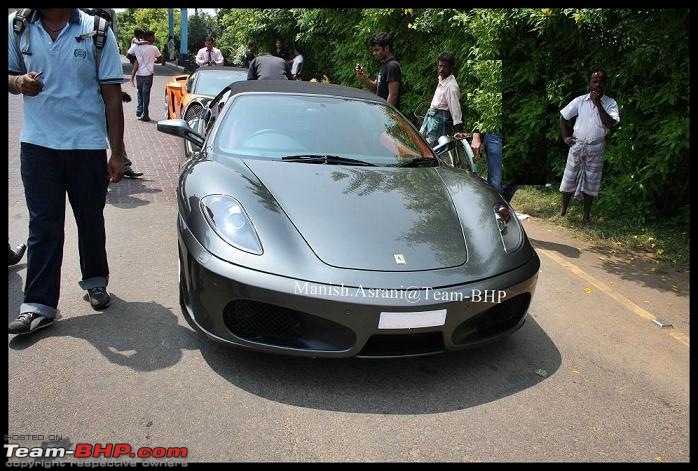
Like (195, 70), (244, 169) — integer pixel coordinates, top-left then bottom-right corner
(536, 248), (689, 348)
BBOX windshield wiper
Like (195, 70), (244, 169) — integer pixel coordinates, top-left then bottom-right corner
(281, 155), (326, 163)
(281, 154), (376, 166)
(394, 157), (439, 167)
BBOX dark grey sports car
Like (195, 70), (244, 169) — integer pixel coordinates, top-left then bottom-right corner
(157, 80), (540, 358)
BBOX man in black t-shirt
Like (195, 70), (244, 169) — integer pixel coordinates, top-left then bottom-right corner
(272, 39), (291, 63)
(355, 32), (401, 110)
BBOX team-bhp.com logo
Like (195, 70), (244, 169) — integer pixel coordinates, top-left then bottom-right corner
(5, 443), (187, 459)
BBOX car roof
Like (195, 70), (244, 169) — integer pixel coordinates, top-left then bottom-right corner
(225, 80), (387, 104)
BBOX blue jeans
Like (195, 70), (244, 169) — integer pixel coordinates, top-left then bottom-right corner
(136, 74), (154, 118)
(419, 109), (454, 146)
(484, 132), (519, 202)
(484, 132), (503, 193)
(19, 143), (110, 319)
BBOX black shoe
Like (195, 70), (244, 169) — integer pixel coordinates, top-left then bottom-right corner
(136, 112), (142, 118)
(8, 243), (26, 266)
(138, 115), (151, 122)
(8, 312), (54, 335)
(85, 287), (111, 310)
(123, 168), (144, 179)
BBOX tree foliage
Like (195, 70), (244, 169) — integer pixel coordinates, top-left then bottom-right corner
(116, 8), (688, 221)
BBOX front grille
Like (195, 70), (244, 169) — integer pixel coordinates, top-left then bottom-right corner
(226, 300), (303, 341)
(223, 300), (356, 351)
(451, 293), (531, 345)
(183, 104), (203, 122)
(358, 331), (445, 357)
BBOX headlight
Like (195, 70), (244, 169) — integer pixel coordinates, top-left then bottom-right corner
(200, 195), (263, 255)
(494, 203), (522, 253)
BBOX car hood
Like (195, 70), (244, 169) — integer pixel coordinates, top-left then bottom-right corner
(243, 160), (467, 271)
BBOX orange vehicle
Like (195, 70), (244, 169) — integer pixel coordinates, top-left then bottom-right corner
(165, 66), (248, 121)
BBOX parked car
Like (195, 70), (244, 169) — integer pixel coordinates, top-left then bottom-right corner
(165, 66), (247, 121)
(165, 66), (247, 158)
(157, 80), (540, 358)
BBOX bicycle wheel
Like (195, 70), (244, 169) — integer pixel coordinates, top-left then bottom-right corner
(413, 101), (430, 126)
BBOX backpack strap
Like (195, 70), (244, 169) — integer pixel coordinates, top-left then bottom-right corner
(75, 12), (110, 76)
(12, 8), (34, 74)
(92, 14), (109, 76)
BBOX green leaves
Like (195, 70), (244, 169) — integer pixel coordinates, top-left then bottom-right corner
(120, 8), (688, 221)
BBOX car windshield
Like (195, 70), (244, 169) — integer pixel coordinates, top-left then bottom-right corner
(212, 93), (435, 166)
(194, 70), (248, 96)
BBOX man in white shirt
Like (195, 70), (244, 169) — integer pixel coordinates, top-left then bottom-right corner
(557, 68), (620, 224)
(419, 52), (466, 146)
(128, 30), (163, 122)
(290, 46), (304, 80)
(126, 27), (146, 64)
(195, 37), (224, 67)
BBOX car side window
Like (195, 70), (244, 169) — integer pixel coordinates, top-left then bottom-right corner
(186, 74), (196, 93)
(205, 90), (232, 135)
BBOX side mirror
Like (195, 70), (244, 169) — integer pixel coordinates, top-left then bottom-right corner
(432, 135), (455, 156)
(157, 119), (205, 148)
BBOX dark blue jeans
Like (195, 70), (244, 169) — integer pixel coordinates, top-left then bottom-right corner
(20, 143), (110, 319)
(136, 74), (154, 118)
(483, 132), (518, 203)
(484, 132), (503, 193)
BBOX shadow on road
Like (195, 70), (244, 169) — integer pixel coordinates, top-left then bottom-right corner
(8, 264), (25, 310)
(585, 244), (689, 297)
(8, 295), (201, 372)
(7, 275), (562, 414)
(529, 238), (581, 258)
(529, 236), (688, 297)
(107, 177), (163, 208)
(197, 313), (561, 415)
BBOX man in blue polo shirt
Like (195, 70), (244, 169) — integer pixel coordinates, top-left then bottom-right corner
(8, 8), (125, 335)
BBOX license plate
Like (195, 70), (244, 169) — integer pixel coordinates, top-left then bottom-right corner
(378, 309), (447, 329)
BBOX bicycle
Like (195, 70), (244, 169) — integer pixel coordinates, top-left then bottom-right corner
(414, 101), (485, 177)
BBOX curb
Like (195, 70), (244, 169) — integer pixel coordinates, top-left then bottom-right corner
(162, 61), (186, 73)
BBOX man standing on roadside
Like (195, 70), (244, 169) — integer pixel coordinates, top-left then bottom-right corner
(195, 37), (224, 67)
(247, 52), (290, 80)
(355, 32), (401, 110)
(8, 8), (125, 334)
(290, 46), (304, 80)
(272, 38), (290, 63)
(557, 69), (619, 224)
(419, 52), (466, 146)
(128, 30), (163, 122)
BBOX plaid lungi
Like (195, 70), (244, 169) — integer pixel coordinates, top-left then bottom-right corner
(559, 139), (605, 201)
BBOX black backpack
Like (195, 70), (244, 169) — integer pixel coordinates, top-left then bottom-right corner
(12, 8), (111, 75)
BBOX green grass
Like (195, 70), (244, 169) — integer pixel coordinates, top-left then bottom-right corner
(510, 185), (689, 272)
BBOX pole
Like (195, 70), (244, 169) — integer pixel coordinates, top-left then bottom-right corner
(179, 8), (188, 68)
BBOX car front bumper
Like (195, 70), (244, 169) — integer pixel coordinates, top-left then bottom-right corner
(178, 221), (540, 358)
